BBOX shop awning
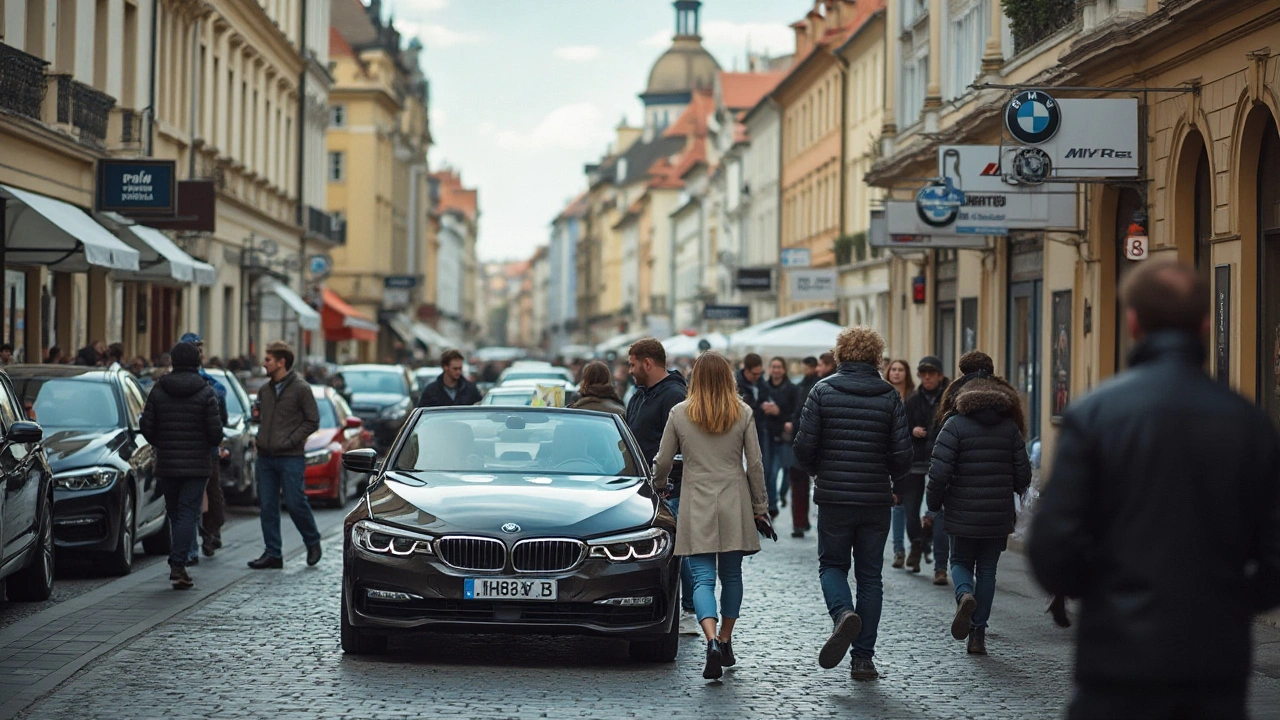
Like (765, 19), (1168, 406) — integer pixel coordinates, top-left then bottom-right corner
(261, 279), (321, 331)
(101, 214), (216, 286)
(739, 319), (843, 359)
(321, 288), (378, 343)
(594, 330), (649, 355)
(411, 322), (463, 352)
(0, 185), (140, 272)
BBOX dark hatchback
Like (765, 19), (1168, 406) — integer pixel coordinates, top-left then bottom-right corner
(338, 364), (414, 455)
(8, 365), (168, 575)
(340, 407), (679, 661)
(0, 370), (55, 601)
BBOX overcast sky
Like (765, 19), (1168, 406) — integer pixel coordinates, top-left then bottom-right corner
(386, 0), (807, 261)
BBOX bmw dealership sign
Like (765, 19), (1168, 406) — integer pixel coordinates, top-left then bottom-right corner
(1005, 91), (1062, 145)
(1001, 92), (1139, 178)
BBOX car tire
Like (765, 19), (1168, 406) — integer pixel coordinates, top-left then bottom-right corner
(340, 587), (387, 655)
(102, 486), (135, 576)
(140, 514), (172, 556)
(8, 492), (55, 602)
(628, 620), (679, 663)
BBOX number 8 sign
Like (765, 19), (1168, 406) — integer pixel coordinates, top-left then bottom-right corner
(1124, 216), (1148, 261)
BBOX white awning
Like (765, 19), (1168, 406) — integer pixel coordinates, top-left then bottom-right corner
(594, 330), (649, 354)
(261, 279), (320, 330)
(411, 322), (462, 352)
(100, 215), (216, 286)
(740, 319), (843, 359)
(0, 185), (140, 272)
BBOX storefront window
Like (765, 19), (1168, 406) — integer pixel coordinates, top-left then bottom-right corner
(1257, 117), (1280, 428)
(935, 249), (958, 376)
(1007, 235), (1043, 441)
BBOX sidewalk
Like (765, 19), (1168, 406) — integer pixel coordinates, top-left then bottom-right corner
(0, 504), (352, 720)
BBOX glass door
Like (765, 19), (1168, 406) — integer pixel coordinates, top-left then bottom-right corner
(1007, 279), (1042, 440)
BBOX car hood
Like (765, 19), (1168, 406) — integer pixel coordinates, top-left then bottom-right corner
(349, 392), (407, 409)
(42, 428), (125, 471)
(367, 471), (664, 539)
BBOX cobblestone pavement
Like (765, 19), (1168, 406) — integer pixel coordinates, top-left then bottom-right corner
(12, 511), (1280, 720)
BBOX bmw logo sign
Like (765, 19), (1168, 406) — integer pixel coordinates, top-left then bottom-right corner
(915, 179), (965, 228)
(1011, 148), (1053, 185)
(1005, 90), (1062, 145)
(501, 523), (520, 534)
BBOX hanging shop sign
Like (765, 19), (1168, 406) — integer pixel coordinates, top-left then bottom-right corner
(871, 204), (987, 249)
(780, 248), (812, 267)
(789, 268), (838, 301)
(96, 159), (177, 215)
(1001, 91), (1140, 178)
(703, 304), (750, 321)
(929, 146), (1079, 234)
(308, 254), (332, 280)
(735, 268), (773, 291)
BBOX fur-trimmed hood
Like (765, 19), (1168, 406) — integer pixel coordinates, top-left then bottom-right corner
(950, 376), (1026, 433)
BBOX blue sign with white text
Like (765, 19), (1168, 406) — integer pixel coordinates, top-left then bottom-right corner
(96, 160), (176, 214)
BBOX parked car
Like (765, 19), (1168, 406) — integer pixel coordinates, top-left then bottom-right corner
(305, 386), (373, 507)
(339, 364), (415, 455)
(496, 364), (575, 387)
(496, 378), (580, 406)
(477, 387), (537, 406)
(201, 368), (259, 506)
(7, 365), (168, 575)
(0, 370), (55, 601)
(339, 407), (679, 661)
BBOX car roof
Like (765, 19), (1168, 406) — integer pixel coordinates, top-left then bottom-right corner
(5, 364), (115, 381)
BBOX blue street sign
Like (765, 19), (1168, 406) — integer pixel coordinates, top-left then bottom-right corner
(96, 160), (176, 214)
(308, 254), (332, 279)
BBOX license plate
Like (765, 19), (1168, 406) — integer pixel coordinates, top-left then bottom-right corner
(464, 577), (558, 601)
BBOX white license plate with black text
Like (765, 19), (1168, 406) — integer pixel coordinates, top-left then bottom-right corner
(464, 577), (558, 601)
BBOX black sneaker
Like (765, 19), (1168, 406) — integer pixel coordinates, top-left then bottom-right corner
(306, 544), (322, 566)
(169, 565), (193, 590)
(952, 593), (977, 640)
(248, 554), (283, 569)
(849, 656), (879, 680)
(702, 639), (723, 680)
(819, 610), (861, 669)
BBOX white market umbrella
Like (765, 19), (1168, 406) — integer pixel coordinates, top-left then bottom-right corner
(742, 319), (843, 360)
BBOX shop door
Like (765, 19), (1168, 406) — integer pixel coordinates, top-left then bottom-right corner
(1008, 279), (1042, 441)
(935, 304), (956, 377)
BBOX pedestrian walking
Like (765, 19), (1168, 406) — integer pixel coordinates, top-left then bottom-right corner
(248, 341), (323, 570)
(763, 357), (798, 517)
(651, 352), (768, 681)
(925, 352), (1031, 655)
(901, 356), (948, 573)
(1030, 261), (1280, 719)
(178, 333), (229, 560)
(569, 361), (626, 416)
(624, 338), (692, 632)
(0, 343), (13, 366)
(417, 349), (482, 407)
(736, 354), (775, 514)
(138, 341), (223, 589)
(794, 327), (912, 681)
(106, 343), (125, 371)
(884, 359), (915, 569)
(786, 356), (821, 538)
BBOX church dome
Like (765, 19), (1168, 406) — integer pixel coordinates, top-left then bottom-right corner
(645, 37), (721, 96)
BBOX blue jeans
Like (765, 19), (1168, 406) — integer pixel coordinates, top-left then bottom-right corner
(257, 455), (321, 558)
(950, 535), (1007, 629)
(765, 440), (791, 512)
(890, 505), (906, 553)
(817, 504), (890, 659)
(686, 552), (744, 623)
(160, 477), (206, 568)
(933, 510), (951, 573)
(667, 497), (695, 613)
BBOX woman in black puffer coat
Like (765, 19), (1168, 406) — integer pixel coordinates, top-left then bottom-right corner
(926, 368), (1031, 656)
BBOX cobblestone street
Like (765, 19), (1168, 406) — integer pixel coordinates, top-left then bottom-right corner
(6, 507), (1280, 720)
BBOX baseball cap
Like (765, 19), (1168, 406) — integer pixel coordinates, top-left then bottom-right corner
(917, 356), (943, 373)
(179, 332), (203, 346)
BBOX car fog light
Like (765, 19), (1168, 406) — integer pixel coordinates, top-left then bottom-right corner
(365, 589), (422, 602)
(594, 596), (654, 606)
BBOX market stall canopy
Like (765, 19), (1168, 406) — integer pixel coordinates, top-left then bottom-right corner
(728, 308), (840, 352)
(661, 332), (728, 358)
(321, 288), (378, 343)
(594, 330), (649, 355)
(101, 213), (215, 285)
(740, 319), (843, 359)
(260, 278), (320, 331)
(1, 185), (140, 272)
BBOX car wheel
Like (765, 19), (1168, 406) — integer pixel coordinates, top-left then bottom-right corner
(8, 492), (55, 602)
(628, 619), (679, 663)
(140, 513), (172, 556)
(103, 486), (135, 576)
(340, 587), (387, 655)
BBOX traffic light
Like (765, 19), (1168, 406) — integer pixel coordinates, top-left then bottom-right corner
(912, 276), (927, 304)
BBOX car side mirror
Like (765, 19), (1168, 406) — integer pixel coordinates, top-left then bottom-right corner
(345, 416), (363, 430)
(6, 421), (43, 444)
(343, 448), (378, 474)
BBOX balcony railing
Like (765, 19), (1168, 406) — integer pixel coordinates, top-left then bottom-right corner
(1004, 0), (1077, 54)
(306, 205), (346, 244)
(54, 75), (115, 146)
(0, 42), (49, 120)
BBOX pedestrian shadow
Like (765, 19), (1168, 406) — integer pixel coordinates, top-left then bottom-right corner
(340, 632), (658, 672)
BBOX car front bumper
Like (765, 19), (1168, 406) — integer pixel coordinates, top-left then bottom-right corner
(52, 480), (123, 552)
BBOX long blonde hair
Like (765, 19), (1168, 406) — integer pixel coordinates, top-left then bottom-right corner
(685, 352), (742, 434)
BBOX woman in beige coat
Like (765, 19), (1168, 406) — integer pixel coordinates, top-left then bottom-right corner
(652, 352), (768, 680)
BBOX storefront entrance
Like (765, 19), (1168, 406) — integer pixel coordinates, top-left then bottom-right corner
(934, 249), (958, 376)
(1113, 187), (1145, 372)
(1007, 236), (1043, 441)
(1256, 116), (1280, 427)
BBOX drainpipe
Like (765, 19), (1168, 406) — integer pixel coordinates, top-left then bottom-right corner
(187, 16), (201, 179)
(296, 0), (308, 230)
(147, 0), (158, 156)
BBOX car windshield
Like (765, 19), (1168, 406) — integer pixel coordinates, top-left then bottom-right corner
(206, 371), (247, 418)
(13, 378), (121, 429)
(317, 397), (339, 429)
(501, 370), (572, 384)
(394, 411), (638, 477)
(481, 390), (535, 406)
(343, 370), (407, 395)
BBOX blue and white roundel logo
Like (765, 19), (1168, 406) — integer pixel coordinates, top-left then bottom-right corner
(1005, 90), (1061, 145)
(915, 180), (964, 228)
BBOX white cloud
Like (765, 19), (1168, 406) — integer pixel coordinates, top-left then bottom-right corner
(397, 20), (481, 49)
(432, 107), (447, 131)
(640, 29), (670, 48)
(396, 0), (448, 15)
(476, 120), (496, 137)
(554, 45), (602, 62)
(494, 103), (609, 152)
(701, 20), (795, 57)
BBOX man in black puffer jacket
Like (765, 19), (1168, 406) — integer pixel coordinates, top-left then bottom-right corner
(795, 327), (912, 682)
(139, 342), (224, 590)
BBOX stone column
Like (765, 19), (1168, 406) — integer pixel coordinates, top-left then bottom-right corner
(202, 18), (215, 144)
(924, 0), (943, 109)
(216, 26), (230, 152)
(229, 38), (244, 163)
(981, 0), (1005, 75)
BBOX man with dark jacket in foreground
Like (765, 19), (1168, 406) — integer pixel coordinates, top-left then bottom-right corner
(418, 348), (483, 407)
(139, 342), (224, 590)
(795, 328), (913, 681)
(1030, 261), (1280, 719)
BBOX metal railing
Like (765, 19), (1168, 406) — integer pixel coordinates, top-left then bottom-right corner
(0, 42), (48, 120)
(306, 205), (346, 244)
(71, 81), (115, 146)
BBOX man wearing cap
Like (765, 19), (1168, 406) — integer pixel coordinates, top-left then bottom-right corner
(179, 333), (229, 559)
(901, 355), (949, 574)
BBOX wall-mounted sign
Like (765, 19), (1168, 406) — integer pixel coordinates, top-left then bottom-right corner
(1001, 95), (1139, 178)
(736, 268), (773, 291)
(877, 202), (994, 248)
(308, 254), (332, 280)
(703, 304), (750, 321)
(915, 178), (965, 227)
(384, 275), (418, 289)
(1215, 264), (1231, 386)
(1005, 90), (1062, 145)
(96, 159), (176, 215)
(790, 268), (837, 301)
(931, 145), (1079, 233)
(780, 248), (811, 267)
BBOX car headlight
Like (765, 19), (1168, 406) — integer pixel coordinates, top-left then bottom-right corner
(305, 449), (332, 466)
(587, 527), (672, 562)
(54, 466), (119, 491)
(379, 398), (411, 420)
(351, 519), (434, 557)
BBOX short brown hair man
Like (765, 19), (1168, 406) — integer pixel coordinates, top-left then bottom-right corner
(418, 348), (480, 408)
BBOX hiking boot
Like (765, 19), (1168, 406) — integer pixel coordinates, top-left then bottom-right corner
(933, 570), (949, 586)
(967, 627), (987, 655)
(169, 565), (193, 590)
(952, 593), (977, 640)
(703, 639), (724, 680)
(248, 554), (283, 569)
(819, 610), (862, 669)
(906, 541), (922, 573)
(1048, 595), (1071, 628)
(891, 550), (905, 569)
(849, 656), (879, 680)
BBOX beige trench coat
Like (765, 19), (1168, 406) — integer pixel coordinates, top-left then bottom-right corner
(651, 400), (768, 557)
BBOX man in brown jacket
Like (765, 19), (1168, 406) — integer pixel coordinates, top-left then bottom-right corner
(248, 341), (322, 569)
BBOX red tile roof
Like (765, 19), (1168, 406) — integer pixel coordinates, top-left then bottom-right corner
(329, 27), (355, 58)
(719, 71), (786, 112)
(432, 170), (478, 221)
(663, 89), (715, 139)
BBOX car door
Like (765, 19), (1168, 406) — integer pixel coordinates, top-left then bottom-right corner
(121, 377), (161, 526)
(0, 375), (40, 566)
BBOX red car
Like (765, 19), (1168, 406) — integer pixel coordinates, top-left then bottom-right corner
(305, 386), (373, 507)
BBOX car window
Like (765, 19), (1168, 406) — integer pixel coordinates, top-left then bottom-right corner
(343, 370), (409, 395)
(210, 371), (248, 419)
(14, 378), (122, 430)
(317, 398), (339, 429)
(394, 411), (638, 477)
(122, 377), (146, 427)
